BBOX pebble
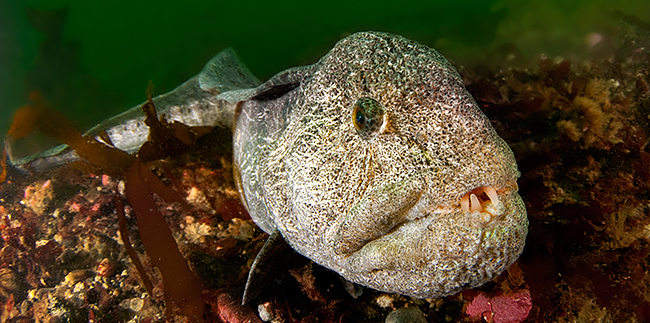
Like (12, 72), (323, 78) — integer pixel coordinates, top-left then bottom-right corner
(385, 307), (427, 323)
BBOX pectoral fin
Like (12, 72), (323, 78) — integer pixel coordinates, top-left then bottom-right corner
(242, 230), (289, 305)
(219, 66), (311, 104)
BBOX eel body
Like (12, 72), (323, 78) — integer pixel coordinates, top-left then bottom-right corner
(10, 31), (528, 299)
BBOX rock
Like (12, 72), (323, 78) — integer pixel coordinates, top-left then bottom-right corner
(385, 306), (427, 323)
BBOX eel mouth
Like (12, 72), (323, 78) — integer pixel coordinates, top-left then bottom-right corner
(449, 181), (520, 227)
(459, 186), (501, 215)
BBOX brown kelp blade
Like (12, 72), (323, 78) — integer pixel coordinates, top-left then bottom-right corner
(5, 92), (206, 320)
(6, 93), (134, 177)
(125, 162), (204, 320)
(137, 83), (213, 162)
(0, 149), (6, 183)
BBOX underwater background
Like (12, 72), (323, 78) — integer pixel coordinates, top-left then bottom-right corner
(3, 1), (650, 322)
(2, 0), (649, 142)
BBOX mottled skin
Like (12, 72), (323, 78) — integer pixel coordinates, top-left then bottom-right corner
(233, 32), (528, 298)
(12, 31), (528, 299)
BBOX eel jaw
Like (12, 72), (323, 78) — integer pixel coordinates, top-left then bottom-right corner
(336, 180), (527, 298)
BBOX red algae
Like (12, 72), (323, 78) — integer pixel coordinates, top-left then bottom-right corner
(465, 290), (532, 323)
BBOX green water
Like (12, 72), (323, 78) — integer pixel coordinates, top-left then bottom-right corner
(1, 0), (649, 143)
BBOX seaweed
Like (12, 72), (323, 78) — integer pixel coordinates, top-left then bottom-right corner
(6, 92), (134, 177)
(459, 28), (650, 320)
(0, 150), (6, 183)
(3, 89), (206, 321)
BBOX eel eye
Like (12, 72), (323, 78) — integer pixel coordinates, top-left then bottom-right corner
(352, 97), (384, 138)
(353, 105), (366, 130)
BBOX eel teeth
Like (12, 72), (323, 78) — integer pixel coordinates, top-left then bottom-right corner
(459, 186), (501, 214)
(484, 186), (499, 206)
(470, 194), (481, 212)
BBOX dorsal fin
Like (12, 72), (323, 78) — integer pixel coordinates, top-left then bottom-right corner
(9, 48), (259, 168)
(198, 48), (261, 93)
